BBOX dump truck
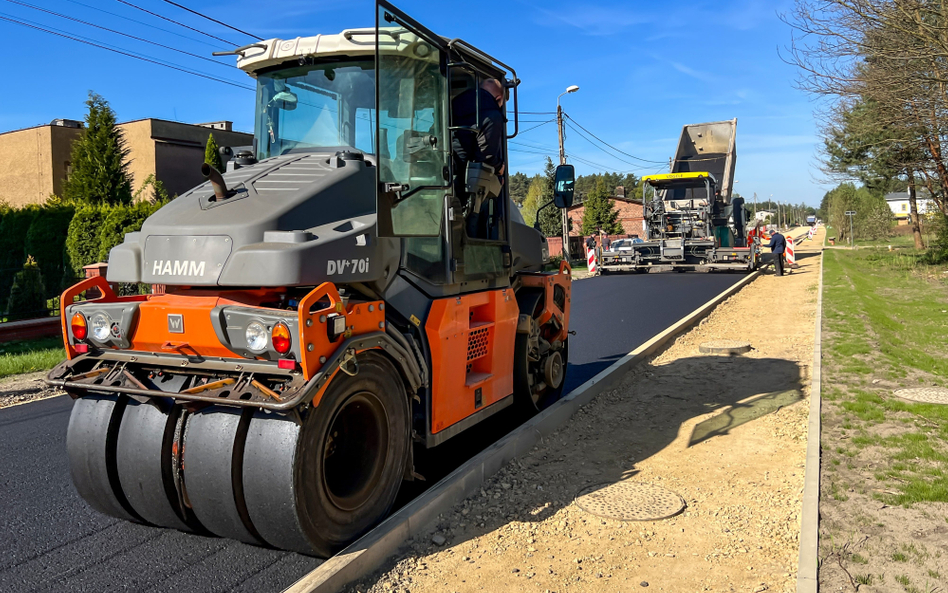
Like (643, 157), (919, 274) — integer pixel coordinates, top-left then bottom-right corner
(600, 119), (758, 273)
(47, 0), (576, 557)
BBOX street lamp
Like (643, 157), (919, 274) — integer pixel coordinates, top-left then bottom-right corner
(557, 85), (580, 259)
(557, 85), (580, 166)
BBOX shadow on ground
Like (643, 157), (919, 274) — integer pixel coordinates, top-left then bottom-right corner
(355, 354), (804, 588)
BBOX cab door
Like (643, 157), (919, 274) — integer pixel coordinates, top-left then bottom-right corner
(375, 1), (453, 283)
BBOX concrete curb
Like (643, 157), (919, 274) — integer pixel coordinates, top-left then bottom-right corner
(796, 244), (824, 593)
(283, 271), (762, 593)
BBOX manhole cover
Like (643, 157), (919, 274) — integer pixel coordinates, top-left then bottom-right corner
(699, 340), (752, 355)
(575, 481), (685, 521)
(893, 387), (948, 405)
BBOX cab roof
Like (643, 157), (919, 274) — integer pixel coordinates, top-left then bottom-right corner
(642, 172), (717, 186)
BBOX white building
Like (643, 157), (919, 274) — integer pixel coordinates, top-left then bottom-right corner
(884, 191), (936, 221)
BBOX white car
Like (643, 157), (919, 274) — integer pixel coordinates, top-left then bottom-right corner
(605, 238), (643, 252)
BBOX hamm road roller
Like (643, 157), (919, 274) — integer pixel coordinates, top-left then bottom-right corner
(47, 1), (575, 557)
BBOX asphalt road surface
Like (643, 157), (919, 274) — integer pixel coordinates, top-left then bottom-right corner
(0, 271), (747, 593)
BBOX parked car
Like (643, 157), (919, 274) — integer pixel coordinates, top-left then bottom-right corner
(606, 238), (643, 252)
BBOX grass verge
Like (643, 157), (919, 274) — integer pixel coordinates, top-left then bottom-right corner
(0, 337), (65, 380)
(819, 246), (948, 590)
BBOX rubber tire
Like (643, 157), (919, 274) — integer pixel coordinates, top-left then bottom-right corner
(242, 352), (410, 557)
(183, 406), (262, 545)
(514, 336), (570, 414)
(115, 399), (196, 532)
(66, 396), (142, 523)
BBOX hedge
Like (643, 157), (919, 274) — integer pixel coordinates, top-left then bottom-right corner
(0, 197), (169, 319)
(25, 204), (75, 299)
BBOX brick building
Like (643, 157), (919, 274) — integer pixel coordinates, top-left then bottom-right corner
(546, 189), (646, 258)
(566, 195), (645, 237)
(0, 118), (252, 207)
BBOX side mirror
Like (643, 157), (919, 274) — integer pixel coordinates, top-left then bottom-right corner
(553, 164), (575, 208)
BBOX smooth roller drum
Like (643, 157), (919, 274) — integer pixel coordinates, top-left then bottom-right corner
(183, 406), (261, 545)
(66, 395), (141, 522)
(115, 399), (194, 531)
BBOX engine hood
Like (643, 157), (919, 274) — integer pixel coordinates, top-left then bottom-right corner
(107, 151), (400, 288)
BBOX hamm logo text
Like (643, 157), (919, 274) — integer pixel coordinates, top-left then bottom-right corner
(152, 260), (206, 277)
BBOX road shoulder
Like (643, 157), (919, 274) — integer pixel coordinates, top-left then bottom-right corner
(347, 233), (823, 593)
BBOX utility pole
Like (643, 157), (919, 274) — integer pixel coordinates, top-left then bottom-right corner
(557, 85), (579, 260)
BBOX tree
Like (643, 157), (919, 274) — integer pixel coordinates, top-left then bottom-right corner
(508, 172), (529, 205)
(536, 158), (561, 237)
(580, 177), (622, 235)
(519, 176), (545, 227)
(62, 92), (133, 205)
(6, 256), (46, 320)
(205, 133), (223, 172)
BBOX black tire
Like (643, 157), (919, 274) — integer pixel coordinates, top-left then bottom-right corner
(183, 406), (262, 545)
(115, 399), (199, 532)
(66, 396), (142, 523)
(514, 335), (569, 414)
(242, 352), (410, 556)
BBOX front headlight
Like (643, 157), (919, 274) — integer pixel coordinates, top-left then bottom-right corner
(90, 312), (111, 342)
(245, 321), (268, 352)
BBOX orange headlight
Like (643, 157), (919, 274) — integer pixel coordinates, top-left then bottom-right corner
(71, 312), (87, 340)
(271, 322), (291, 354)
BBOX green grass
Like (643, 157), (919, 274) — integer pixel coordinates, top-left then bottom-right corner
(822, 248), (948, 505)
(0, 337), (65, 379)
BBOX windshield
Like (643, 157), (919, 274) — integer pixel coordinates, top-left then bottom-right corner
(255, 60), (375, 160)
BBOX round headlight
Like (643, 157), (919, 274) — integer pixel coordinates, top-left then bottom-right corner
(245, 321), (268, 352)
(90, 312), (111, 342)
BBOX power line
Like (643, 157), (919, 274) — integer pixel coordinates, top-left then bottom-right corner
(64, 0), (225, 48)
(564, 114), (666, 164)
(519, 111), (557, 115)
(0, 13), (254, 91)
(115, 0), (236, 46)
(564, 122), (652, 171)
(4, 0), (233, 69)
(516, 118), (555, 135)
(159, 0), (261, 40)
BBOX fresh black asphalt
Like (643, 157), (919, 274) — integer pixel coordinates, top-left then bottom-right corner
(0, 271), (747, 593)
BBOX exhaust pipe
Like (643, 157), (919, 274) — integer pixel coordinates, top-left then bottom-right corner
(201, 163), (229, 201)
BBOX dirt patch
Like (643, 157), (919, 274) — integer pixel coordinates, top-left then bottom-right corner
(346, 232), (823, 593)
(0, 371), (62, 409)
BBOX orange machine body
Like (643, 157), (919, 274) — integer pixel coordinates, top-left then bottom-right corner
(425, 288), (519, 434)
(61, 278), (383, 386)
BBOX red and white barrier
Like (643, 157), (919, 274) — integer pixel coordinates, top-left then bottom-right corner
(807, 227), (816, 241)
(785, 235), (796, 267)
(587, 246), (597, 275)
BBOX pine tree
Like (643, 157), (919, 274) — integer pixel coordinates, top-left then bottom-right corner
(6, 256), (47, 321)
(581, 177), (622, 235)
(63, 92), (133, 205)
(537, 157), (561, 237)
(205, 133), (223, 172)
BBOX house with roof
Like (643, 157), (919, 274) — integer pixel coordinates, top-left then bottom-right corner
(884, 191), (936, 223)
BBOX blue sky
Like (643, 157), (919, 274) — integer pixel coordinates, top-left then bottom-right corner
(0, 0), (828, 205)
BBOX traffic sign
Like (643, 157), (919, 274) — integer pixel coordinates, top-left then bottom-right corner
(845, 211), (857, 215)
